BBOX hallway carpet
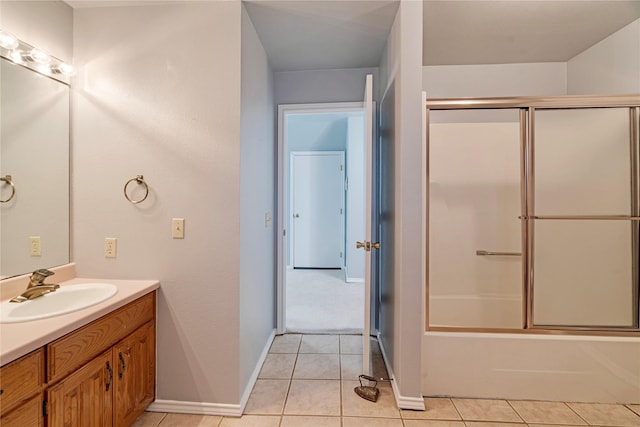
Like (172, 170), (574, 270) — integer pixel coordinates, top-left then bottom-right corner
(286, 269), (364, 333)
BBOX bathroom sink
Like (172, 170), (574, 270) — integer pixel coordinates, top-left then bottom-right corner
(0, 283), (118, 323)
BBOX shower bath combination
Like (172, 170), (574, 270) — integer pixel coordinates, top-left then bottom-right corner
(426, 95), (640, 333)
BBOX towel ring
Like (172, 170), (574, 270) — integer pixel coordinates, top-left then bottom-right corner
(124, 175), (149, 204)
(1, 175), (15, 203)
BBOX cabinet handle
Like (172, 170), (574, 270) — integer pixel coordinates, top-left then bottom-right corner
(118, 352), (126, 379)
(106, 361), (113, 391)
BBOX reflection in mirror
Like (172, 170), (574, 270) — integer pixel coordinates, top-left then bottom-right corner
(0, 57), (69, 279)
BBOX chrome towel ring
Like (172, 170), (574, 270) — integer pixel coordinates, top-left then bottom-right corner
(1, 175), (15, 203)
(124, 175), (149, 204)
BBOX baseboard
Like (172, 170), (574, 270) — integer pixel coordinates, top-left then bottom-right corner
(377, 332), (426, 411)
(148, 329), (276, 417)
(344, 266), (364, 283)
(239, 329), (276, 413)
(147, 400), (242, 417)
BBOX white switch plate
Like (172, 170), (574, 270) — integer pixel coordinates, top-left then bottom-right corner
(172, 218), (185, 239)
(30, 236), (41, 256)
(105, 238), (117, 258)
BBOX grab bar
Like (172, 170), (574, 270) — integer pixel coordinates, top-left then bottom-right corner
(476, 250), (521, 257)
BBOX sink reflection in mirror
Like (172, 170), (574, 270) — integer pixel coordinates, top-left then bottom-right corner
(0, 283), (118, 323)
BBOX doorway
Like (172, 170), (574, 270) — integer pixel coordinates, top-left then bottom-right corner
(278, 103), (367, 334)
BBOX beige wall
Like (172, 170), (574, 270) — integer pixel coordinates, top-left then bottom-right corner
(72, 2), (244, 406)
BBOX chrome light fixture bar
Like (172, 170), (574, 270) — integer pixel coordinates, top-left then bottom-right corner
(0, 29), (73, 84)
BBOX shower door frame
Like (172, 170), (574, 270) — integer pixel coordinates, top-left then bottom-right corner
(425, 94), (640, 335)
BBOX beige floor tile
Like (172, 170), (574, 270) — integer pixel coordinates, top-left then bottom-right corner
(219, 415), (281, 426)
(281, 415), (341, 426)
(158, 413), (222, 426)
(259, 353), (297, 379)
(131, 411), (167, 426)
(284, 380), (341, 416)
(270, 334), (302, 353)
(244, 379), (290, 415)
(293, 354), (340, 379)
(402, 421), (465, 427)
(628, 404), (640, 417)
(342, 417), (404, 427)
(341, 354), (362, 381)
(452, 398), (523, 422)
(567, 402), (640, 427)
(508, 401), (586, 425)
(342, 380), (400, 418)
(299, 335), (340, 354)
(340, 335), (363, 354)
(402, 397), (461, 420)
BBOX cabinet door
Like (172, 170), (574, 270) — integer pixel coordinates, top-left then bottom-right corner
(0, 395), (43, 427)
(114, 321), (155, 426)
(47, 350), (113, 427)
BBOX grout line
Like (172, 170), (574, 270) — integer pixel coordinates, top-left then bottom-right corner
(505, 400), (526, 424)
(563, 401), (589, 425)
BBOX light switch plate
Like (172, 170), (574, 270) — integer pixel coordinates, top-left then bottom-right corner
(172, 218), (185, 239)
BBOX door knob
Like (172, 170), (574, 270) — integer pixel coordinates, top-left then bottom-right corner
(294, 213), (300, 218)
(356, 241), (381, 251)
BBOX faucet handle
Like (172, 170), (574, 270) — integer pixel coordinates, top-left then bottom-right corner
(30, 269), (55, 285)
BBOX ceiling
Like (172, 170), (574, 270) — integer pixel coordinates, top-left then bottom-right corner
(65, 0), (640, 71)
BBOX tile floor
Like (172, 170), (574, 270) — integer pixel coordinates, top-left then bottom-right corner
(133, 334), (640, 427)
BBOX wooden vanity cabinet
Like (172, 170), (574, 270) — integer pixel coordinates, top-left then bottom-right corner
(45, 292), (156, 427)
(0, 348), (45, 426)
(0, 291), (156, 427)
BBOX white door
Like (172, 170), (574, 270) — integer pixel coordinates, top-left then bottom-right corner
(291, 151), (345, 268)
(360, 74), (374, 375)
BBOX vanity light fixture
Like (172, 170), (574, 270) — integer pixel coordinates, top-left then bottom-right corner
(0, 28), (73, 84)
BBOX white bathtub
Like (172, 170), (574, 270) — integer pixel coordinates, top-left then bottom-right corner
(422, 331), (640, 404)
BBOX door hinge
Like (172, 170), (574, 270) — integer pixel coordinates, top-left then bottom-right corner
(340, 251), (343, 258)
(340, 208), (343, 214)
(340, 165), (343, 171)
(283, 229), (286, 237)
(43, 399), (48, 417)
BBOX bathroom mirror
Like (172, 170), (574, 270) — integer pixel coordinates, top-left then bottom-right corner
(0, 57), (70, 279)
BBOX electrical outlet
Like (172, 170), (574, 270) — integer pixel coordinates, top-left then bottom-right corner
(30, 236), (41, 256)
(105, 238), (117, 258)
(172, 218), (184, 239)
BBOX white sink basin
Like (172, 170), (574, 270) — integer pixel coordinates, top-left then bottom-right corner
(0, 283), (118, 323)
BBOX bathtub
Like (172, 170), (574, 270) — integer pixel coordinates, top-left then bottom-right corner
(422, 331), (640, 404)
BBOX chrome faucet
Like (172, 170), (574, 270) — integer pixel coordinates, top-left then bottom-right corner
(9, 269), (60, 303)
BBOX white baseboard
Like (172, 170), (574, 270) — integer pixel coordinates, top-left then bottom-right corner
(239, 329), (276, 412)
(147, 400), (242, 417)
(377, 332), (426, 411)
(148, 329), (276, 417)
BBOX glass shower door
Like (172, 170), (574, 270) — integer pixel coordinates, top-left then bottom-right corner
(531, 107), (638, 328)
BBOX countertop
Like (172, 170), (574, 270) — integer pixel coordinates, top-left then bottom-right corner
(0, 264), (159, 366)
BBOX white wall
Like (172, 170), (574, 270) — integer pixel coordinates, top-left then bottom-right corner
(378, 0), (425, 407)
(568, 18), (640, 95)
(239, 4), (275, 400)
(275, 67), (379, 105)
(422, 62), (567, 97)
(0, 0), (73, 63)
(73, 2), (243, 407)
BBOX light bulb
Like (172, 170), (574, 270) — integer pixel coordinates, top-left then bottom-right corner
(53, 62), (75, 76)
(9, 49), (26, 64)
(29, 48), (51, 64)
(0, 30), (19, 50)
